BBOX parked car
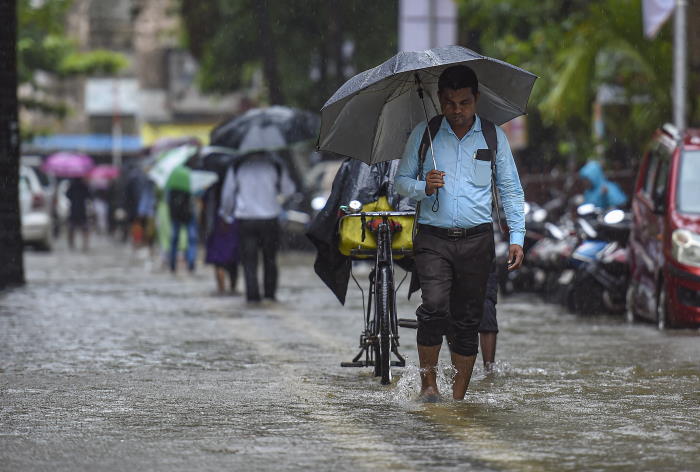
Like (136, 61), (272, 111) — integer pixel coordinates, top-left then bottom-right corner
(19, 165), (52, 250)
(627, 124), (700, 329)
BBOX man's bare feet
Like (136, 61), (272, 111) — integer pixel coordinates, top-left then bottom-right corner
(417, 344), (441, 401)
(451, 353), (477, 400)
(419, 385), (441, 403)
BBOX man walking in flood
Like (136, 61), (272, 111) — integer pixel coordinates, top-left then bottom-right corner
(396, 65), (525, 401)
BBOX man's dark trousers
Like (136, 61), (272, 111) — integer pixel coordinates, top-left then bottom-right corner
(238, 218), (279, 302)
(413, 224), (495, 357)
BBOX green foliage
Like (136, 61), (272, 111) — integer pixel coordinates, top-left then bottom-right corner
(18, 0), (128, 119)
(180, 0), (398, 110)
(59, 50), (129, 76)
(457, 0), (673, 168)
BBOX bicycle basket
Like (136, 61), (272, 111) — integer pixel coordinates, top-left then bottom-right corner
(338, 196), (414, 259)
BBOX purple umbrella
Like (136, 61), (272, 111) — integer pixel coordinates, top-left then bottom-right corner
(42, 152), (94, 178)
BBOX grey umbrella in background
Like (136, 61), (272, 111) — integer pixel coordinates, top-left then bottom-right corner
(202, 106), (320, 172)
(211, 106), (319, 152)
(317, 45), (537, 165)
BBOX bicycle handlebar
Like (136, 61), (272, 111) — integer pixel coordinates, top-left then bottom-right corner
(341, 211), (416, 218)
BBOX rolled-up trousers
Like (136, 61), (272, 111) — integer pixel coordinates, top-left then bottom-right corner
(413, 227), (495, 357)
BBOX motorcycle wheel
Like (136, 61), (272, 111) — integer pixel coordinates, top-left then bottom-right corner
(571, 272), (604, 315)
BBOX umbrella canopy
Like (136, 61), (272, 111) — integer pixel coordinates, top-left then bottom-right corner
(89, 164), (120, 180)
(318, 45), (537, 165)
(147, 144), (198, 189)
(210, 106), (319, 153)
(164, 166), (218, 194)
(88, 164), (120, 189)
(42, 152), (94, 177)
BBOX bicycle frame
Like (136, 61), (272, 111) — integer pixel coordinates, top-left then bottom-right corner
(340, 210), (413, 384)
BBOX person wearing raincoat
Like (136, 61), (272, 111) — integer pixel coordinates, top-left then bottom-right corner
(578, 160), (628, 209)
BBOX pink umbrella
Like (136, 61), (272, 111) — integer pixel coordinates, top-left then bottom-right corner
(42, 152), (94, 178)
(89, 164), (120, 180)
(88, 164), (120, 189)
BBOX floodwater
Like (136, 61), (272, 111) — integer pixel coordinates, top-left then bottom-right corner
(1, 239), (698, 471)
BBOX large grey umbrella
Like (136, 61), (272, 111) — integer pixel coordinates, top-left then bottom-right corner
(318, 45), (537, 165)
(211, 106), (319, 152)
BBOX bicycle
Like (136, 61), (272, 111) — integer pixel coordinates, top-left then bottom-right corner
(338, 200), (415, 385)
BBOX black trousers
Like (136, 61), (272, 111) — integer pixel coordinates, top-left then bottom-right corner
(478, 262), (499, 333)
(238, 218), (279, 301)
(413, 226), (495, 357)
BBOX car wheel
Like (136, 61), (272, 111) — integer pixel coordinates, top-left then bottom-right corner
(625, 283), (636, 323)
(657, 283), (670, 330)
(571, 271), (603, 315)
(36, 231), (52, 252)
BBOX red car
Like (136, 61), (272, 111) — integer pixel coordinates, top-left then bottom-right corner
(627, 124), (700, 329)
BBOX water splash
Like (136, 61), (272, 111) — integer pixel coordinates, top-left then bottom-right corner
(392, 361), (457, 403)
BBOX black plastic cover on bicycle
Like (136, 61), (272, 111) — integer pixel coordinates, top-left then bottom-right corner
(307, 158), (417, 304)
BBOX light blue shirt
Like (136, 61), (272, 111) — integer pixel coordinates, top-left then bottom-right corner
(396, 115), (525, 246)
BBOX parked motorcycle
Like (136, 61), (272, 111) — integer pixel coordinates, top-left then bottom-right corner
(559, 205), (631, 315)
(495, 201), (552, 294)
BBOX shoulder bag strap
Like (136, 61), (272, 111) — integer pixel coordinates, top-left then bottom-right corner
(481, 118), (507, 234)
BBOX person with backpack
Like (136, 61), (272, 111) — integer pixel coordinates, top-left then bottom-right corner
(395, 65), (525, 401)
(219, 152), (295, 303)
(167, 187), (198, 273)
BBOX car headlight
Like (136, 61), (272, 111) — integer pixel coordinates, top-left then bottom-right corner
(671, 229), (700, 268)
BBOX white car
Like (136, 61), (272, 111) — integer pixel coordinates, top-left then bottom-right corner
(19, 165), (52, 251)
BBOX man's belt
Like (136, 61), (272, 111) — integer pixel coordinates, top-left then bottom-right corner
(418, 223), (492, 240)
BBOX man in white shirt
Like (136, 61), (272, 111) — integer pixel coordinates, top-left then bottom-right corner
(219, 153), (295, 302)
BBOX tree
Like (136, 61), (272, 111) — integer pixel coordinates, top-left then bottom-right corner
(537, 0), (672, 164)
(458, 0), (594, 169)
(0, 0), (25, 289)
(18, 0), (128, 138)
(457, 0), (675, 168)
(180, 0), (398, 111)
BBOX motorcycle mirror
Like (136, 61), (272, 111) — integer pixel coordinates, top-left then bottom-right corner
(545, 222), (565, 241)
(603, 209), (625, 225)
(533, 208), (547, 223)
(577, 203), (596, 216)
(578, 218), (598, 239)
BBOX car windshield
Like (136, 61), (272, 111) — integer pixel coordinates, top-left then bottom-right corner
(677, 150), (700, 214)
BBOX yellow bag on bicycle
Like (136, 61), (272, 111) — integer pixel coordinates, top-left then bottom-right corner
(337, 196), (415, 259)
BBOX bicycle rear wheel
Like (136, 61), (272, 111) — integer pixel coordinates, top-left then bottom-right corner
(376, 265), (393, 385)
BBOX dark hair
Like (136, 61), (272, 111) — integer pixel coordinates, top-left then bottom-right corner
(438, 65), (479, 95)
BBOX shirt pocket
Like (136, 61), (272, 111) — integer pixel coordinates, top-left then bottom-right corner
(472, 157), (492, 187)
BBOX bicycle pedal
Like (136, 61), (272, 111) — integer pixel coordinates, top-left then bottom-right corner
(340, 361), (367, 368)
(391, 361), (405, 367)
(398, 318), (418, 329)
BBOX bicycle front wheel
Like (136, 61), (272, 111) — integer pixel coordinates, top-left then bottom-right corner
(376, 265), (393, 385)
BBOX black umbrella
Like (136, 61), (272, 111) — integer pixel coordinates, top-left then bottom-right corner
(211, 105), (320, 152)
(317, 45), (537, 165)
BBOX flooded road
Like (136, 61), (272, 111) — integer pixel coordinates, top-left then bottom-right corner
(1, 240), (698, 471)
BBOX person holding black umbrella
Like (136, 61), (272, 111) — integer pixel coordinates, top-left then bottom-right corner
(219, 152), (295, 303)
(395, 65), (525, 401)
(318, 45), (535, 398)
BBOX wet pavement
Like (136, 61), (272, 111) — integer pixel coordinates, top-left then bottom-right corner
(1, 238), (699, 471)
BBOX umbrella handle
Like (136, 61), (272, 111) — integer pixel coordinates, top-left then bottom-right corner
(415, 73), (440, 211)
